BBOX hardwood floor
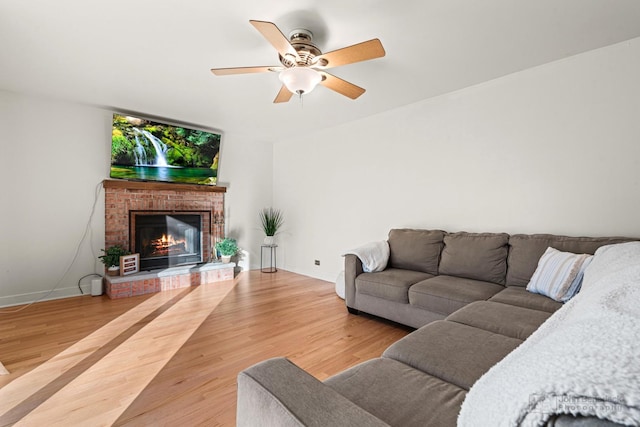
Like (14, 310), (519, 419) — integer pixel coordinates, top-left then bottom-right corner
(0, 270), (411, 426)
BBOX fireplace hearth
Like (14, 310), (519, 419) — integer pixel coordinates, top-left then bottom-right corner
(131, 212), (204, 270)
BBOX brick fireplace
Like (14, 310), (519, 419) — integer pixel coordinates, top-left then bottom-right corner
(103, 180), (232, 298)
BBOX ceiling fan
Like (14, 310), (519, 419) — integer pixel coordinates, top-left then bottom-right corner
(210, 20), (386, 103)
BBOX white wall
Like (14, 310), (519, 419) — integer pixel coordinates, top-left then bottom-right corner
(0, 92), (110, 306)
(273, 37), (640, 282)
(0, 91), (272, 307)
(219, 133), (273, 271)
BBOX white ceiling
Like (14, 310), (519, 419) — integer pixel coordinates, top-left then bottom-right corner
(2, 0), (640, 142)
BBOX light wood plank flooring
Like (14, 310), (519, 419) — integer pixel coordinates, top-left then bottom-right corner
(0, 270), (411, 426)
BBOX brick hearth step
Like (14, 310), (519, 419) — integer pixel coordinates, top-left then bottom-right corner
(103, 262), (234, 299)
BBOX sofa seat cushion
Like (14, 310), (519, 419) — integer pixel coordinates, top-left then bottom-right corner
(383, 320), (521, 390)
(446, 301), (552, 340)
(439, 232), (510, 284)
(489, 286), (562, 313)
(408, 275), (504, 316)
(356, 268), (433, 303)
(325, 358), (466, 427)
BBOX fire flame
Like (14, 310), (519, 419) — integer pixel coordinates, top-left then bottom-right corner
(148, 233), (188, 257)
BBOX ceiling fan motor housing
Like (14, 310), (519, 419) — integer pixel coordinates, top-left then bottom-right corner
(279, 28), (322, 68)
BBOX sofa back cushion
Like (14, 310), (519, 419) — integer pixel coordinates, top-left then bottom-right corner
(388, 229), (445, 275)
(506, 234), (635, 287)
(439, 232), (510, 285)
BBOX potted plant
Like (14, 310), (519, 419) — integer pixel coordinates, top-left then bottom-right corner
(215, 238), (238, 263)
(99, 245), (131, 276)
(259, 207), (284, 245)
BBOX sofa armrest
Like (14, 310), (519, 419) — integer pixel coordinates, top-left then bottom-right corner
(344, 254), (363, 309)
(237, 357), (388, 427)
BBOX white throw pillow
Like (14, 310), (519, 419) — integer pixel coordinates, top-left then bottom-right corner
(526, 247), (593, 302)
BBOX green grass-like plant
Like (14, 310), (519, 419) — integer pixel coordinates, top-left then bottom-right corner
(259, 208), (284, 236)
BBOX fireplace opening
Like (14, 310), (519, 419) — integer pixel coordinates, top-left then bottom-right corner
(131, 213), (204, 270)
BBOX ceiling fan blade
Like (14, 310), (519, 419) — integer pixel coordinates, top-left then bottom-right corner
(314, 39), (385, 69)
(273, 85), (293, 103)
(250, 20), (300, 62)
(319, 72), (366, 100)
(210, 66), (281, 76)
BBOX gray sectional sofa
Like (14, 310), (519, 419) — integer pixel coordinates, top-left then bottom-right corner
(237, 229), (634, 426)
(344, 229), (627, 328)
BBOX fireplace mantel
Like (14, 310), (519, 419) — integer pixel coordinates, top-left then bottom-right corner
(103, 179), (226, 193)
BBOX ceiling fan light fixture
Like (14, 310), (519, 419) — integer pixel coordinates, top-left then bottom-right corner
(279, 67), (322, 95)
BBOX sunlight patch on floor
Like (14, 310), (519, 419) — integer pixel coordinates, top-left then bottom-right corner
(0, 281), (235, 426)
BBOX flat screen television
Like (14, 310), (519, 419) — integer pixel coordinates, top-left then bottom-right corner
(110, 113), (221, 186)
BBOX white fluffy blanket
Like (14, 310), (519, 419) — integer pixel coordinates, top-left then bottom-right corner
(343, 240), (390, 273)
(458, 242), (640, 427)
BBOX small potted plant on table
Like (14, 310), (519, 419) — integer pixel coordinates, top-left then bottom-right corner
(99, 245), (131, 276)
(215, 238), (238, 263)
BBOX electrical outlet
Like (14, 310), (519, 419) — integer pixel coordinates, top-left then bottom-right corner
(314, 260), (320, 266)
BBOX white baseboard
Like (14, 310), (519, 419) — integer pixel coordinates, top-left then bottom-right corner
(0, 284), (92, 309)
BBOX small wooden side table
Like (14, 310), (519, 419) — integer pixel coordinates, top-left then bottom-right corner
(260, 244), (278, 273)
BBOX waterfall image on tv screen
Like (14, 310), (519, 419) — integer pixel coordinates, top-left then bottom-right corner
(110, 114), (221, 185)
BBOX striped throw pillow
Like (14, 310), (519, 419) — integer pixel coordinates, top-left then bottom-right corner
(526, 247), (593, 302)
(561, 255), (593, 302)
